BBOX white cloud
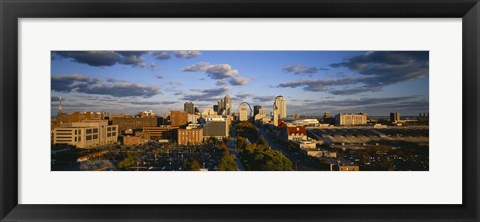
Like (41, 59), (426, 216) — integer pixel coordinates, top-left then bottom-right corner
(183, 62), (239, 79)
(229, 76), (249, 85)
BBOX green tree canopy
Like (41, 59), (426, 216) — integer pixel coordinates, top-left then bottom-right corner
(218, 155), (238, 171)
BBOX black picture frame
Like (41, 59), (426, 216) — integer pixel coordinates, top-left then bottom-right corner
(1, 0), (479, 221)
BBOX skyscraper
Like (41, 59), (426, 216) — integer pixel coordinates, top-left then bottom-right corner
(239, 103), (248, 121)
(224, 95), (231, 115)
(253, 105), (262, 116)
(274, 95), (287, 118)
(184, 102), (195, 114)
(217, 99), (224, 115)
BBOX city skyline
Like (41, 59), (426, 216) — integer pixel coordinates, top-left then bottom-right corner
(51, 51), (429, 116)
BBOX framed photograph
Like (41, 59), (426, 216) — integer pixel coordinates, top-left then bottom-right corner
(1, 0), (479, 221)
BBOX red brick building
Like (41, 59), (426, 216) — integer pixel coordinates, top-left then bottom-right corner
(143, 126), (178, 140)
(123, 136), (146, 146)
(54, 111), (106, 128)
(177, 128), (203, 145)
(171, 111), (188, 127)
(278, 122), (307, 142)
(111, 116), (157, 132)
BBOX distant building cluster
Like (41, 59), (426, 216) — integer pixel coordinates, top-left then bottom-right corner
(51, 95), (235, 148)
(215, 95), (231, 115)
(52, 93), (428, 154)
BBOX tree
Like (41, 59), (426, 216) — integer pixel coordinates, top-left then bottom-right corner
(237, 140), (293, 171)
(184, 159), (201, 171)
(219, 142), (229, 153)
(191, 159), (201, 171)
(208, 137), (216, 144)
(117, 152), (140, 170)
(218, 155), (237, 171)
(236, 137), (248, 151)
(236, 121), (259, 142)
(258, 135), (269, 148)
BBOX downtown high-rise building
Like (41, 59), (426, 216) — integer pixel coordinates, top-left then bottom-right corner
(253, 105), (262, 117)
(274, 95), (287, 118)
(184, 102), (195, 114)
(239, 103), (249, 121)
(224, 95), (231, 115)
(216, 95), (231, 116)
(217, 99), (224, 115)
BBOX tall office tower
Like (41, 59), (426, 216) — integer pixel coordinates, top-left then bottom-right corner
(213, 105), (219, 113)
(253, 105), (262, 116)
(239, 103), (249, 121)
(273, 103), (279, 126)
(184, 102), (195, 114)
(390, 112), (400, 122)
(224, 95), (231, 115)
(274, 95), (287, 118)
(217, 99), (224, 115)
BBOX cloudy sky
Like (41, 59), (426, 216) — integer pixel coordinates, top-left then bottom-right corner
(51, 51), (429, 116)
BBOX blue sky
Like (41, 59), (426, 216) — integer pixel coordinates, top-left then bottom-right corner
(51, 51), (429, 116)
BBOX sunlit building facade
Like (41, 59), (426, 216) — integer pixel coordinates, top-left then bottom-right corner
(274, 95), (287, 118)
(335, 113), (367, 126)
(177, 128), (203, 145)
(239, 103), (249, 121)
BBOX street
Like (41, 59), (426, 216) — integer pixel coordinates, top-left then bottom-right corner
(227, 124), (245, 171)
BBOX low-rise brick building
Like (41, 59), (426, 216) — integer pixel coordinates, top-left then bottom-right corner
(177, 128), (203, 145)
